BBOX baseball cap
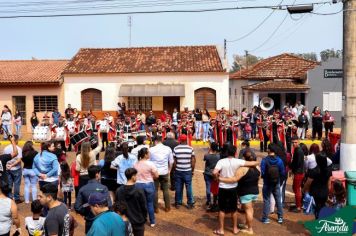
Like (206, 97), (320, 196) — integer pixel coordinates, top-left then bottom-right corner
(88, 192), (108, 206)
(179, 134), (187, 142)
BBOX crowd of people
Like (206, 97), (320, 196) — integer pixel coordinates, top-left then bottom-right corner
(0, 102), (344, 236)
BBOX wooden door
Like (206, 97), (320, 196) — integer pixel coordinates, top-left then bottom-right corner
(194, 88), (216, 111)
(81, 89), (102, 111)
(163, 96), (180, 113)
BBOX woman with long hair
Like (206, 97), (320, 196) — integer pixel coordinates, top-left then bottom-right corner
(1, 105), (12, 140)
(100, 146), (118, 201)
(202, 109), (211, 143)
(219, 150), (260, 235)
(134, 147), (159, 227)
(303, 153), (332, 219)
(22, 141), (39, 203)
(13, 110), (22, 138)
(30, 112), (39, 131)
(111, 142), (137, 187)
(0, 183), (20, 236)
(312, 106), (323, 140)
(32, 141), (59, 188)
(75, 130), (102, 190)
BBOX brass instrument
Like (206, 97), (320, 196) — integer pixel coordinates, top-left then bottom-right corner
(260, 97), (274, 111)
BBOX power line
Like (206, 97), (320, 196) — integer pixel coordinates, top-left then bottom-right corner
(0, 1), (339, 19)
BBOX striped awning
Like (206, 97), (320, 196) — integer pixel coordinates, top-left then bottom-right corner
(119, 84), (185, 97)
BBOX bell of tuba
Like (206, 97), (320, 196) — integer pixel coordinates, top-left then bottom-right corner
(260, 97), (274, 111)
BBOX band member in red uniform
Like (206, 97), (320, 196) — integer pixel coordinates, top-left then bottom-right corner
(269, 112), (286, 147)
(210, 118), (218, 143)
(284, 114), (296, 154)
(232, 120), (239, 146)
(323, 110), (335, 139)
(258, 110), (269, 152)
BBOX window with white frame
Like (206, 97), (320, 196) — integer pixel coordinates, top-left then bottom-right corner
(33, 96), (58, 112)
(323, 92), (342, 111)
(128, 97), (152, 112)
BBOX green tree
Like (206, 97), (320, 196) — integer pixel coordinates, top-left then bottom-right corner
(292, 52), (318, 61)
(230, 54), (263, 73)
(320, 48), (342, 62)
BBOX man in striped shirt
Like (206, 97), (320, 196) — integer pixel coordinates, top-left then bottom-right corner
(173, 134), (196, 209)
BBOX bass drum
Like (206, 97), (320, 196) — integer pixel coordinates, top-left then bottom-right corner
(33, 126), (51, 142)
(54, 127), (66, 141)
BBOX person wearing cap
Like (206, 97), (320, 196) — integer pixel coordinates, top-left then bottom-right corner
(86, 192), (125, 236)
(74, 165), (112, 233)
(172, 134), (195, 209)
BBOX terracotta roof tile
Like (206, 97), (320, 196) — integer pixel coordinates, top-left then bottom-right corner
(242, 80), (310, 91)
(63, 45), (224, 74)
(0, 60), (68, 85)
(230, 53), (319, 80)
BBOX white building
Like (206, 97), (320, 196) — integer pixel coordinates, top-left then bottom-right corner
(62, 45), (229, 115)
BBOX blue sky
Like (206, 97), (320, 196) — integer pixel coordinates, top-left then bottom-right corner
(0, 0), (342, 63)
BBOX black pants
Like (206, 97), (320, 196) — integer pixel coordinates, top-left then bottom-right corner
(314, 196), (327, 219)
(102, 133), (109, 150)
(325, 124), (334, 139)
(74, 186), (79, 198)
(63, 191), (72, 208)
(312, 126), (322, 140)
(260, 129), (268, 152)
(132, 224), (145, 236)
(79, 175), (90, 191)
(170, 169), (175, 191)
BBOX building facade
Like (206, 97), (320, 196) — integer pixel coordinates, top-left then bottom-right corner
(229, 53), (319, 113)
(0, 60), (67, 132)
(62, 46), (229, 114)
(307, 58), (342, 127)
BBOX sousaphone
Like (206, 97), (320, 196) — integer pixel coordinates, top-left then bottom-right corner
(260, 97), (274, 111)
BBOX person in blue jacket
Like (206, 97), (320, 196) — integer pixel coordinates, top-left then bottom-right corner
(32, 141), (59, 188)
(260, 143), (285, 224)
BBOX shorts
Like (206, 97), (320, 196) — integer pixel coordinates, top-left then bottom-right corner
(240, 194), (258, 204)
(218, 188), (238, 213)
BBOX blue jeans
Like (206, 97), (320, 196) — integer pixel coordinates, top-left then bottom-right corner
(23, 168), (38, 203)
(195, 121), (202, 140)
(2, 124), (11, 139)
(175, 171), (194, 205)
(136, 182), (155, 224)
(15, 124), (21, 138)
(251, 123), (257, 139)
(7, 168), (22, 201)
(202, 122), (210, 141)
(204, 174), (212, 204)
(262, 182), (283, 220)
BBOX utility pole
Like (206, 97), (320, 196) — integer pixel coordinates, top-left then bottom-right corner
(128, 15), (132, 47)
(341, 0), (356, 171)
(245, 50), (249, 70)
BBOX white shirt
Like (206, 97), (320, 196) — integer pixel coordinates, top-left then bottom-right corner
(1, 112), (12, 125)
(131, 144), (149, 157)
(25, 216), (45, 236)
(149, 143), (174, 175)
(214, 158), (246, 189)
(305, 153), (333, 170)
(3, 145), (22, 170)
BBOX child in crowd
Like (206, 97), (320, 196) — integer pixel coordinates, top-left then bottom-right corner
(70, 161), (80, 198)
(327, 180), (346, 210)
(60, 162), (74, 209)
(25, 200), (45, 236)
(113, 201), (134, 236)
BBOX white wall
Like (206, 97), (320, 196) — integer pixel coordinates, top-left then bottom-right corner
(63, 73), (229, 111)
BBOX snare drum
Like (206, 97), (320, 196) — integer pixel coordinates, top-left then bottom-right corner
(66, 121), (76, 135)
(138, 130), (147, 137)
(54, 127), (66, 141)
(70, 131), (89, 146)
(98, 120), (109, 133)
(33, 126), (51, 142)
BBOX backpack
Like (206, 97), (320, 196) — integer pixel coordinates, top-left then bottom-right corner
(266, 158), (280, 184)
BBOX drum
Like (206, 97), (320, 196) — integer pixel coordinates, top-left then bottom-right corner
(98, 120), (109, 133)
(33, 126), (51, 142)
(138, 130), (147, 137)
(89, 134), (98, 148)
(123, 133), (136, 147)
(70, 131), (89, 146)
(66, 121), (76, 135)
(54, 127), (66, 141)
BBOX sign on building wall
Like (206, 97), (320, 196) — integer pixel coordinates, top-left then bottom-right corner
(323, 92), (342, 111)
(324, 69), (343, 79)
